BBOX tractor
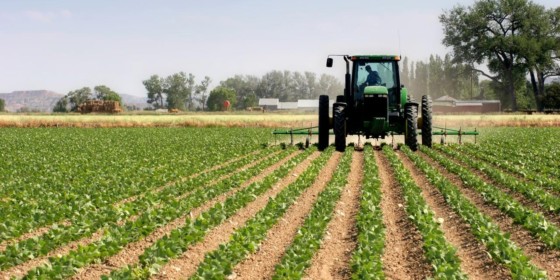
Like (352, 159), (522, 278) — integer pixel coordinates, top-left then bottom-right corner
(319, 55), (432, 152)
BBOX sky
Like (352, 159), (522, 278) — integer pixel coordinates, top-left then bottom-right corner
(1, 0), (558, 96)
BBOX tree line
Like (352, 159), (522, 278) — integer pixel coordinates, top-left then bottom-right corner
(440, 0), (560, 111)
(142, 71), (343, 111)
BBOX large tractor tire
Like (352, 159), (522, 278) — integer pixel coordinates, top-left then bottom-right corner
(405, 103), (419, 151)
(333, 103), (346, 152)
(336, 95), (345, 103)
(421, 95), (433, 147)
(318, 95), (330, 151)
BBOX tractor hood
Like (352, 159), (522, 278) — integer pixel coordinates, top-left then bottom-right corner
(364, 86), (388, 95)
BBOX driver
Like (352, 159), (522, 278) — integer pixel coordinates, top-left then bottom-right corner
(364, 65), (382, 86)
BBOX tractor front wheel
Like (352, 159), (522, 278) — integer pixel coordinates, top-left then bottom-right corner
(318, 95), (330, 151)
(421, 95), (432, 147)
(334, 103), (346, 152)
(405, 103), (419, 151)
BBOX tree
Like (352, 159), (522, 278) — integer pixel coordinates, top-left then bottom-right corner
(67, 87), (92, 111)
(143, 75), (165, 109)
(195, 76), (212, 111)
(520, 6), (560, 111)
(220, 75), (260, 109)
(94, 85), (122, 103)
(440, 0), (546, 111)
(0, 98), (4, 112)
(53, 97), (69, 113)
(207, 86), (236, 111)
(164, 72), (190, 110)
(543, 82), (560, 109)
(316, 74), (343, 99)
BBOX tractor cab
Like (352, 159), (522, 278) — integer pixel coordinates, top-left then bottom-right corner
(323, 54), (426, 152)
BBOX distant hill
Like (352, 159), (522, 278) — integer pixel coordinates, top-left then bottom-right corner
(0, 90), (63, 112)
(0, 91), (149, 112)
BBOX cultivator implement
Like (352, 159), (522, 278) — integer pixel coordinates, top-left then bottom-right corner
(273, 125), (479, 147)
(432, 126), (479, 144)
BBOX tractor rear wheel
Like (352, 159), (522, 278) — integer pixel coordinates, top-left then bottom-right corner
(405, 104), (418, 151)
(421, 95), (432, 147)
(318, 95), (330, 151)
(334, 103), (346, 152)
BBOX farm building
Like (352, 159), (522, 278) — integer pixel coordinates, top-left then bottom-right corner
(433, 95), (501, 113)
(258, 98), (335, 111)
(258, 98), (279, 110)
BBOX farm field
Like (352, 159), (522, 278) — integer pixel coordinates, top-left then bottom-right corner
(1, 113), (560, 128)
(1, 127), (560, 279)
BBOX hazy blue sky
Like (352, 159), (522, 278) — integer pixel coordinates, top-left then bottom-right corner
(1, 0), (558, 96)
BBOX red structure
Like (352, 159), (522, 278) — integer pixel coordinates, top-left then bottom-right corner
(223, 100), (231, 111)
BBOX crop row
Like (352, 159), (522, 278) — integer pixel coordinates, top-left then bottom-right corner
(383, 145), (465, 279)
(444, 145), (560, 212)
(22, 146), (293, 279)
(187, 148), (334, 279)
(477, 128), (560, 169)
(459, 144), (560, 193)
(404, 146), (546, 278)
(107, 147), (318, 279)
(425, 146), (560, 250)
(0, 128), (269, 242)
(350, 144), (385, 279)
(0, 147), (269, 270)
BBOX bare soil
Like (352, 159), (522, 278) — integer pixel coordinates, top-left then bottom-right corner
(419, 151), (560, 279)
(376, 150), (432, 280)
(231, 152), (342, 280)
(397, 151), (511, 279)
(303, 151), (363, 280)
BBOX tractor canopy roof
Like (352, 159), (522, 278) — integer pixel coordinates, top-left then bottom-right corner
(351, 55), (400, 61)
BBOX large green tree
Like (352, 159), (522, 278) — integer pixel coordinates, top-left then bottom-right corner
(220, 75), (260, 109)
(143, 75), (165, 109)
(94, 85), (122, 103)
(520, 6), (560, 111)
(0, 98), (5, 112)
(67, 87), (93, 111)
(164, 72), (191, 110)
(543, 82), (560, 109)
(53, 97), (69, 113)
(440, 0), (552, 111)
(207, 86), (236, 111)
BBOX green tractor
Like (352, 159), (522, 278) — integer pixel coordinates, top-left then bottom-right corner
(319, 55), (433, 152)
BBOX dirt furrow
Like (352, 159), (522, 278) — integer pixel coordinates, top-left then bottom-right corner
(376, 149), (432, 280)
(70, 151), (299, 280)
(155, 151), (322, 279)
(446, 154), (560, 227)
(303, 151), (362, 280)
(231, 152), (342, 280)
(397, 151), (511, 280)
(419, 151), (560, 279)
(0, 150), (282, 280)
